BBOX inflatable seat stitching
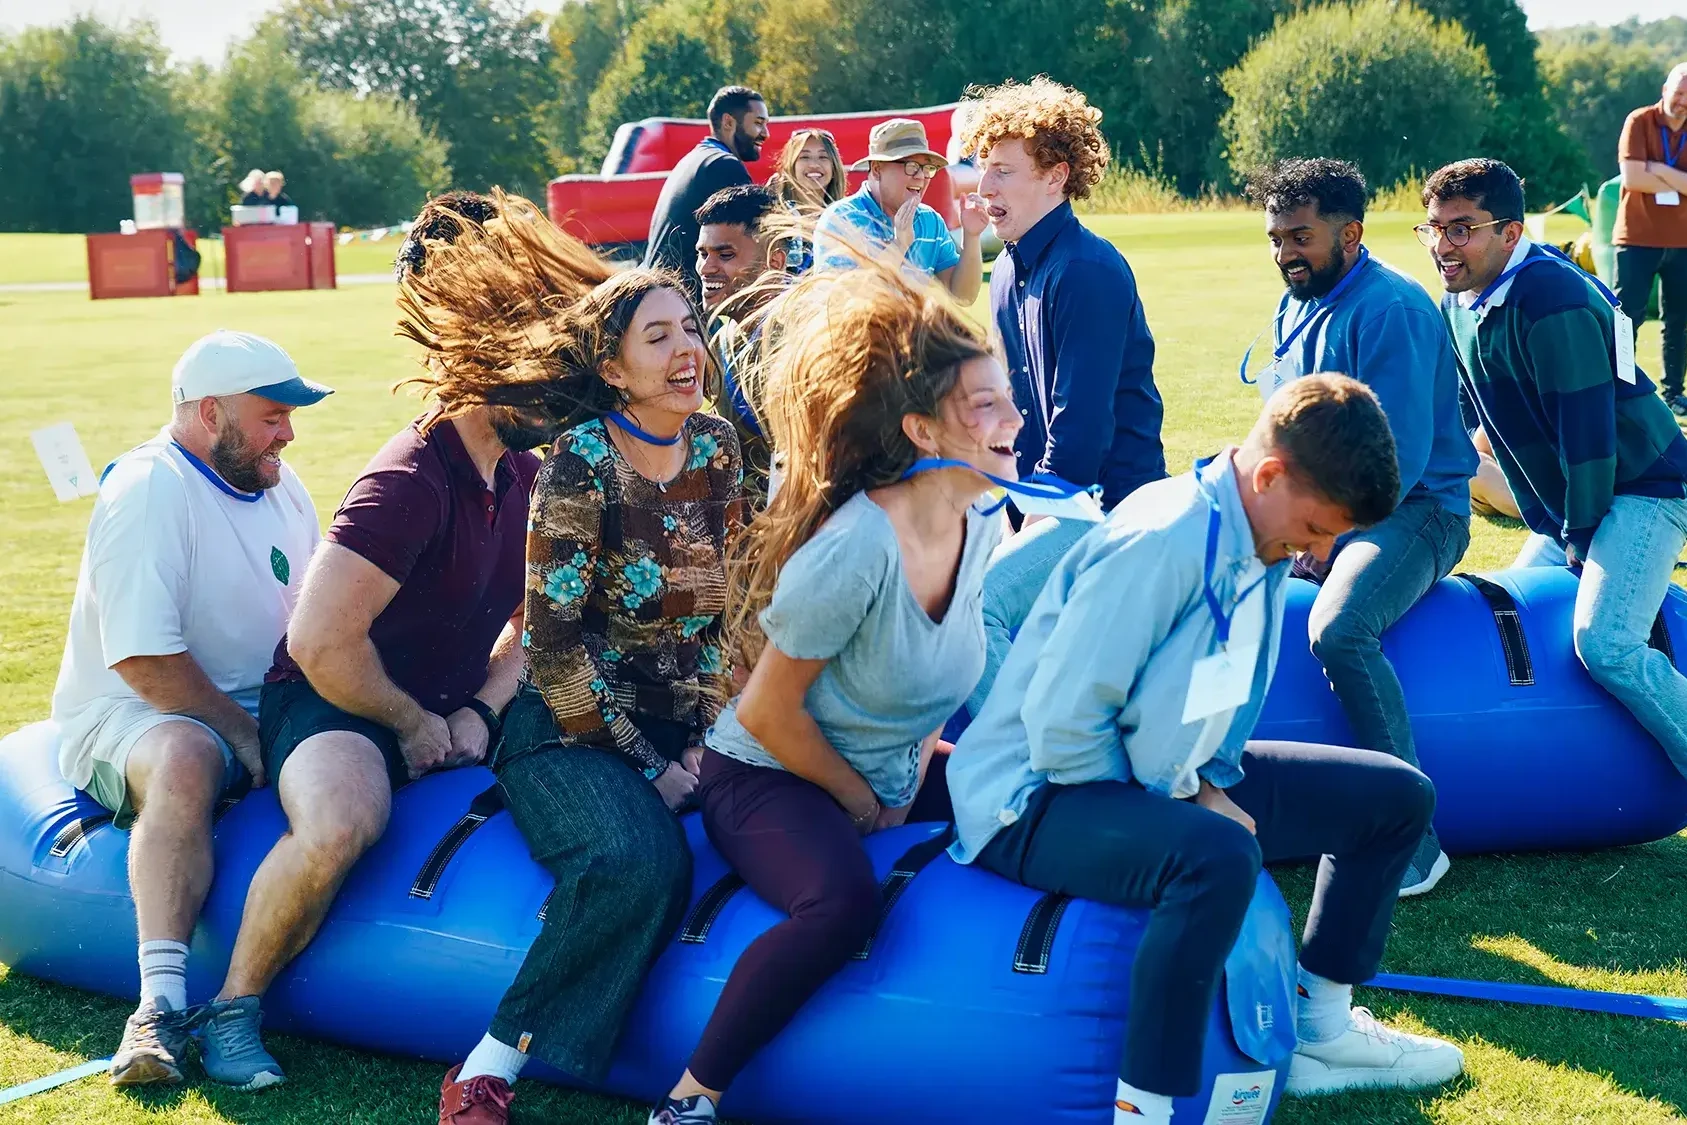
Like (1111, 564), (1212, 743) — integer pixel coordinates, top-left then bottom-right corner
(850, 829), (955, 961)
(409, 785), (504, 900)
(48, 814), (112, 858)
(678, 873), (746, 943)
(1457, 574), (1534, 686)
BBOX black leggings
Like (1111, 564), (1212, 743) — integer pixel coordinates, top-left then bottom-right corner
(975, 741), (1434, 1097)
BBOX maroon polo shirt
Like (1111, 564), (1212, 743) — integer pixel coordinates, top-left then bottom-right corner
(269, 414), (540, 716)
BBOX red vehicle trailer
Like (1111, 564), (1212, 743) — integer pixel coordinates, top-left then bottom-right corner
(548, 103), (966, 256)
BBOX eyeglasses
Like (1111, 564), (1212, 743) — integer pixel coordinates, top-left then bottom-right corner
(1413, 218), (1508, 248)
(895, 160), (945, 178)
(792, 129), (835, 143)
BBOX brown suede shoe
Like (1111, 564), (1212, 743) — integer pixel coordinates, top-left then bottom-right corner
(439, 1063), (515, 1124)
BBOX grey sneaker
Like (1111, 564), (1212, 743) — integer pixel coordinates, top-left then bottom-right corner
(1668, 393), (1687, 418)
(195, 995), (285, 1090)
(110, 997), (195, 1086)
(1398, 829), (1450, 898)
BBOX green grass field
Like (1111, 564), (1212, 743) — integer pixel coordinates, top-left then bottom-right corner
(0, 213), (1683, 1125)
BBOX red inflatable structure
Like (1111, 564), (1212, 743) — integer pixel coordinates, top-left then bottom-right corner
(548, 103), (964, 254)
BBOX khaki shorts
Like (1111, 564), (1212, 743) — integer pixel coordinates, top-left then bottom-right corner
(61, 699), (245, 829)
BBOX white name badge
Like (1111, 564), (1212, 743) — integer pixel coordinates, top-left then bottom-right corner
(1615, 308), (1637, 385)
(31, 422), (100, 502)
(1657, 191), (1682, 207)
(1012, 487), (1104, 523)
(1183, 644), (1257, 725)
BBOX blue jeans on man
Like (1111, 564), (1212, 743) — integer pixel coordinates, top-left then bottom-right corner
(1515, 495), (1687, 779)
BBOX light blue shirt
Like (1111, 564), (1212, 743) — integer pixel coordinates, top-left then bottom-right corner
(1260, 253), (1476, 516)
(946, 453), (1292, 864)
(812, 186), (961, 278)
(707, 490), (1002, 806)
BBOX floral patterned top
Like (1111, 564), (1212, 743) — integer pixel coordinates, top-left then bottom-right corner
(522, 413), (743, 777)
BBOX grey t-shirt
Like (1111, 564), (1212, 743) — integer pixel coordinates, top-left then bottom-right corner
(706, 490), (1002, 805)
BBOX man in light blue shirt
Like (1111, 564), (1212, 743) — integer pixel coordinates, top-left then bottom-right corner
(812, 118), (987, 302)
(1244, 159), (1477, 897)
(948, 375), (1463, 1125)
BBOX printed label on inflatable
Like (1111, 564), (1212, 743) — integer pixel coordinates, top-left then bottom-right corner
(1201, 1071), (1275, 1125)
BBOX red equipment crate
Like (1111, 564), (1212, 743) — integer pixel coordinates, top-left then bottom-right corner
(87, 229), (200, 300)
(224, 223), (337, 292)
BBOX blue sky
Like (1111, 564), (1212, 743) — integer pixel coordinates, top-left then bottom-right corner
(0, 0), (1677, 65)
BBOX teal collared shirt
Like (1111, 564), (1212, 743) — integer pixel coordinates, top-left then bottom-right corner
(811, 185), (961, 277)
(946, 452), (1292, 864)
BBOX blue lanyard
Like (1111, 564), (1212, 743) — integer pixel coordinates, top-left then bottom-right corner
(898, 457), (1093, 516)
(1663, 125), (1685, 169)
(1238, 247), (1371, 385)
(1192, 459), (1268, 647)
(1471, 244), (1620, 315)
(171, 441), (262, 503)
(607, 411), (684, 447)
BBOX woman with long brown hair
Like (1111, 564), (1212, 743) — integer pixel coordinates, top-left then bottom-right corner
(768, 128), (847, 273)
(648, 256), (1022, 1124)
(404, 192), (743, 1125)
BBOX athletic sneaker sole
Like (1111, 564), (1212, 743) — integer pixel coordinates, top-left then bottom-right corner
(1397, 849), (1451, 898)
(109, 1053), (183, 1086)
(213, 1069), (286, 1092)
(1285, 1053), (1465, 1096)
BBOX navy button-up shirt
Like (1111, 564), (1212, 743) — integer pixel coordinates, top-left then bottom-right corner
(994, 202), (1165, 509)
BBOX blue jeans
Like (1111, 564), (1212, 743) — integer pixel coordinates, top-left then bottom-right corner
(1308, 494), (1470, 768)
(1515, 496), (1687, 779)
(970, 516), (1093, 716)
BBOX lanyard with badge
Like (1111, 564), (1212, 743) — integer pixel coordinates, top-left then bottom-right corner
(1183, 471), (1269, 725)
(1238, 247), (1372, 395)
(1658, 126), (1684, 207)
(898, 457), (1105, 522)
(1470, 244), (1636, 385)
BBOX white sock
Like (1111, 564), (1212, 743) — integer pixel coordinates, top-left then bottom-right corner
(458, 1032), (528, 1085)
(138, 939), (189, 1011)
(1114, 1079), (1173, 1123)
(1296, 965), (1354, 1045)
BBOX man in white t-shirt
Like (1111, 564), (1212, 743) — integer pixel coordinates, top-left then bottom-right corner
(50, 329), (331, 1088)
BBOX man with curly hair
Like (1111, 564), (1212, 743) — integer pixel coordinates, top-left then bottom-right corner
(1243, 158), (1477, 898)
(958, 76), (1166, 716)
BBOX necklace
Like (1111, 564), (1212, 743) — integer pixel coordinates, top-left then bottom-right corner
(607, 412), (686, 491)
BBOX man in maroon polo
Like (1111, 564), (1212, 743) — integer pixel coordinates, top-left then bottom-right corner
(185, 382), (550, 1087)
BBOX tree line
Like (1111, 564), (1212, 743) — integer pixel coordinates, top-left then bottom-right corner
(0, 0), (1680, 234)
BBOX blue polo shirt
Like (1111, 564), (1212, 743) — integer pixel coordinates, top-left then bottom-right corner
(813, 186), (961, 277)
(996, 201), (1165, 508)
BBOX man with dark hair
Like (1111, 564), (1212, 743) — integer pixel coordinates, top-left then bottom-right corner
(695, 183), (788, 508)
(1423, 157), (1687, 782)
(694, 183), (785, 314)
(1614, 62), (1687, 415)
(395, 191), (498, 280)
(948, 374), (1463, 1125)
(1243, 158), (1476, 898)
(643, 85), (770, 298)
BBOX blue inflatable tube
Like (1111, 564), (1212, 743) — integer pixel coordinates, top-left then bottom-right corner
(0, 722), (1297, 1124)
(1255, 567), (1687, 856)
(943, 567), (1687, 857)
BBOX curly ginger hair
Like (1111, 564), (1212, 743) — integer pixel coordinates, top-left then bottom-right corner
(958, 76), (1110, 201)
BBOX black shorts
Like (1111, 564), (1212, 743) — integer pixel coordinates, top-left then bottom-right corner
(259, 678), (410, 792)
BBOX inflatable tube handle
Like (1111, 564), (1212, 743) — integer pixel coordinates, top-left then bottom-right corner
(678, 873), (746, 943)
(409, 785), (504, 900)
(1456, 574), (1534, 686)
(850, 828), (955, 961)
(1012, 893), (1072, 974)
(1650, 612), (1677, 668)
(48, 814), (113, 858)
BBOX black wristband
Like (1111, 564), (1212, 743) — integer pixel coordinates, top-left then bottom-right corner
(464, 697), (502, 745)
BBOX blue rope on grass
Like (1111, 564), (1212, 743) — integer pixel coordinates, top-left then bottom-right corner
(1367, 973), (1687, 1022)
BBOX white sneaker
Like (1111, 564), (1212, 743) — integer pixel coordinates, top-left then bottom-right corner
(1287, 1007), (1464, 1097)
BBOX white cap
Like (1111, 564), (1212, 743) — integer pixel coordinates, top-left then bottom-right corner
(170, 330), (333, 407)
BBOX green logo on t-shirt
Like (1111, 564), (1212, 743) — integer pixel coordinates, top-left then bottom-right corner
(271, 547), (290, 586)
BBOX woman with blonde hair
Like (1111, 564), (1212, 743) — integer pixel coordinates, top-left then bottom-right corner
(238, 168), (267, 206)
(403, 192), (744, 1125)
(769, 128), (847, 273)
(648, 254), (1023, 1124)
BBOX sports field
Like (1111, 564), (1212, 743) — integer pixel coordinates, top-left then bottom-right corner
(1, 213), (1683, 1125)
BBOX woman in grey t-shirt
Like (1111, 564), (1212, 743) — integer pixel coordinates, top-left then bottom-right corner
(647, 257), (1023, 1124)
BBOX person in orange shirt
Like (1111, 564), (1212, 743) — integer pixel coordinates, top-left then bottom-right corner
(1615, 62), (1687, 416)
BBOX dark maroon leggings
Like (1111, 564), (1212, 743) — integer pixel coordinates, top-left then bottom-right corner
(688, 748), (943, 1090)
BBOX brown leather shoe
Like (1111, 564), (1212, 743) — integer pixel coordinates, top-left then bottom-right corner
(439, 1063), (515, 1124)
